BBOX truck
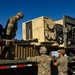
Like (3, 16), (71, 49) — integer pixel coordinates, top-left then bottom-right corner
(22, 15), (75, 56)
(0, 15), (75, 75)
(22, 15), (75, 74)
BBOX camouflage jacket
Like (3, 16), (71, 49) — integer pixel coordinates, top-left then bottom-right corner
(5, 16), (18, 39)
(27, 55), (52, 75)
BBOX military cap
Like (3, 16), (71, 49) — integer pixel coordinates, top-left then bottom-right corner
(17, 12), (24, 19)
(39, 46), (47, 54)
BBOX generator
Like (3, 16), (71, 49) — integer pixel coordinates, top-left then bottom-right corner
(22, 15), (75, 56)
(22, 16), (56, 44)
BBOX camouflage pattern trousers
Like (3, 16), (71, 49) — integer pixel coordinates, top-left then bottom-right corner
(58, 72), (68, 75)
(38, 69), (51, 75)
(38, 72), (50, 75)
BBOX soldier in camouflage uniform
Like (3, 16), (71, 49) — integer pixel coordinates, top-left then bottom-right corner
(1, 12), (24, 59)
(27, 46), (52, 75)
(53, 49), (68, 75)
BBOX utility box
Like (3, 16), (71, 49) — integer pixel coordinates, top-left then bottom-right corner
(22, 16), (56, 43)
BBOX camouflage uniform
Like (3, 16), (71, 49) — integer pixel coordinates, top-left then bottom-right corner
(4, 16), (17, 39)
(1, 12), (24, 59)
(1, 16), (17, 59)
(27, 46), (52, 75)
(5, 12), (24, 39)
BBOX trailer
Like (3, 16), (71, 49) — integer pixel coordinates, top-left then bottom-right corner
(22, 15), (75, 74)
(0, 15), (75, 75)
(0, 59), (38, 75)
(0, 39), (39, 75)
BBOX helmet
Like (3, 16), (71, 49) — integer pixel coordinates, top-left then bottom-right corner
(17, 12), (24, 19)
(39, 46), (47, 54)
(58, 49), (65, 54)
